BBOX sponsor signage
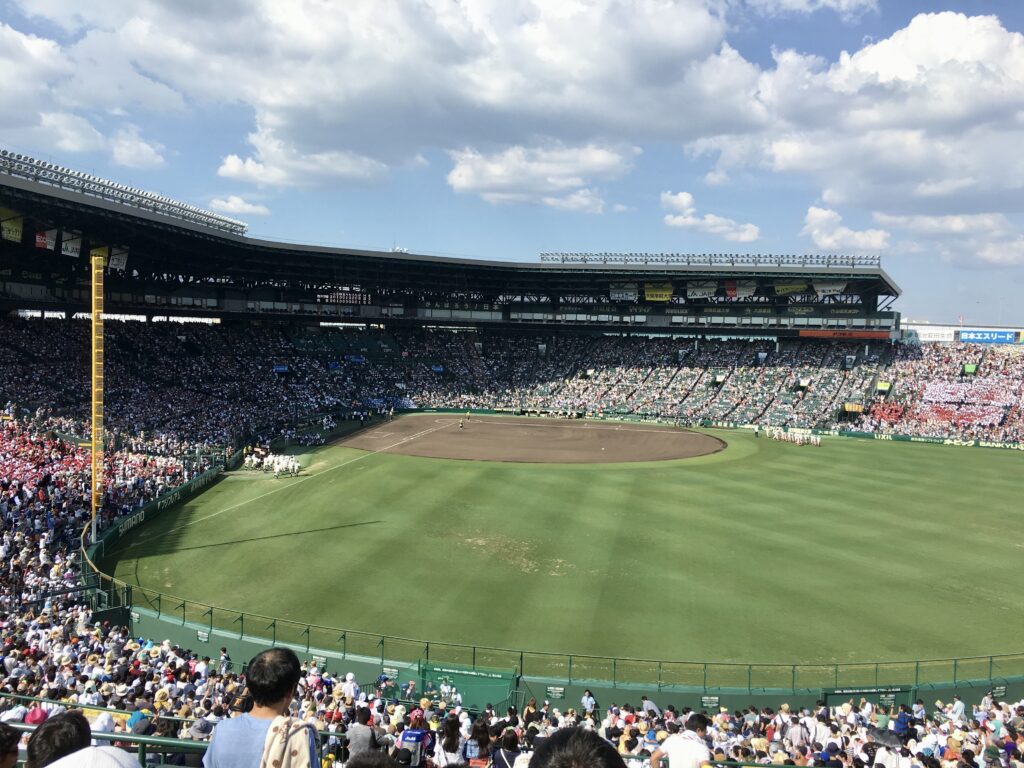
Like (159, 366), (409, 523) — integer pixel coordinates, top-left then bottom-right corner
(545, 686), (565, 700)
(701, 696), (720, 709)
(109, 247), (129, 271)
(813, 280), (847, 297)
(35, 230), (57, 251)
(904, 325), (956, 342)
(644, 282), (673, 302)
(196, 630), (210, 643)
(130, 611), (141, 623)
(958, 329), (1017, 344)
(311, 654), (327, 668)
(61, 234), (82, 258)
(609, 283), (638, 302)
(774, 281), (808, 296)
(685, 281), (716, 300)
(0, 209), (23, 242)
(723, 280), (757, 299)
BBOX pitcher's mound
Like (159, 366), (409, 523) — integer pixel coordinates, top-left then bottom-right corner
(340, 415), (726, 464)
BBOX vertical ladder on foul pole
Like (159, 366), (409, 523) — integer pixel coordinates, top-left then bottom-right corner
(90, 249), (105, 544)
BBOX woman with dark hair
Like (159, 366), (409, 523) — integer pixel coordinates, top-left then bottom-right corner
(432, 716), (465, 766)
(462, 717), (491, 764)
(490, 728), (520, 768)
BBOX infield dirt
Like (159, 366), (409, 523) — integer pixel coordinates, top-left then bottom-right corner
(338, 414), (726, 463)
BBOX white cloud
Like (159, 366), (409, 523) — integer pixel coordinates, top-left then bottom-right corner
(218, 125), (387, 187)
(541, 189), (604, 214)
(801, 206), (889, 251)
(873, 212), (1013, 238)
(661, 190), (760, 242)
(744, 0), (876, 20)
(39, 112), (105, 152)
(209, 195), (271, 216)
(978, 238), (1024, 266)
(447, 144), (635, 211)
(110, 125), (165, 169)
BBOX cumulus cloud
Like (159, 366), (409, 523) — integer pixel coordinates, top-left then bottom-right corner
(801, 206), (889, 251)
(39, 112), (105, 152)
(447, 144), (636, 211)
(661, 191), (759, 242)
(110, 125), (165, 169)
(209, 195), (271, 216)
(744, 0), (877, 20)
(218, 125), (387, 187)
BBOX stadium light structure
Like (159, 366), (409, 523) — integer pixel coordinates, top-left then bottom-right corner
(538, 252), (883, 269)
(0, 147), (247, 236)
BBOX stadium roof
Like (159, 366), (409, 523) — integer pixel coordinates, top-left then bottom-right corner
(0, 158), (900, 302)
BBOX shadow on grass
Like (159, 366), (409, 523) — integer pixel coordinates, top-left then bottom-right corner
(114, 520), (383, 559)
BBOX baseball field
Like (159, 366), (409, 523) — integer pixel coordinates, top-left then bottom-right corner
(101, 414), (1024, 680)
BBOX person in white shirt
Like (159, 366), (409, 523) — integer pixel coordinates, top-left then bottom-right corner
(650, 713), (711, 768)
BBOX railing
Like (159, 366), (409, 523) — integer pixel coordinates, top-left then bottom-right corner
(538, 253), (883, 269)
(82, 568), (1024, 692)
(6, 722), (207, 765)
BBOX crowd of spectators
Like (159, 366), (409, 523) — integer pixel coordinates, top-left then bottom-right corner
(0, 617), (1022, 768)
(3, 317), (1024, 765)
(3, 319), (1024, 458)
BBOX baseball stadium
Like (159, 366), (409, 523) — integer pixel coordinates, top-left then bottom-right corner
(2, 149), (1024, 761)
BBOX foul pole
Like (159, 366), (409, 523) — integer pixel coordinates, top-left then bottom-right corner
(90, 250), (105, 543)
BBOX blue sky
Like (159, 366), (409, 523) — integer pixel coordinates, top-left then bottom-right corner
(3, 0), (1024, 324)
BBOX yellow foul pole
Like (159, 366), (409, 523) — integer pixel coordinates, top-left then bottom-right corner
(90, 250), (105, 543)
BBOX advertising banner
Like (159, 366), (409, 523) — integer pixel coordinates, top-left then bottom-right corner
(813, 281), (847, 297)
(0, 208), (23, 243)
(903, 325), (956, 343)
(723, 279), (757, 299)
(108, 247), (129, 271)
(609, 283), (638, 302)
(958, 329), (1017, 344)
(61, 233), (82, 258)
(685, 281), (716, 300)
(35, 230), (57, 251)
(644, 282), (673, 302)
(774, 281), (808, 296)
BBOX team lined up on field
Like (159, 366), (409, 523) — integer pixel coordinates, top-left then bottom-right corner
(757, 427), (822, 447)
(241, 451), (301, 477)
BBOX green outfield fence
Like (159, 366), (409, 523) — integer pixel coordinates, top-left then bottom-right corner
(79, 413), (1024, 696)
(80, 563), (1024, 693)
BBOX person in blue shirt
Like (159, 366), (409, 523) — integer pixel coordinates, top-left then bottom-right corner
(203, 647), (316, 768)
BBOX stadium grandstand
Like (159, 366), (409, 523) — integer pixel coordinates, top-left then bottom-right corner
(3, 151), (1024, 768)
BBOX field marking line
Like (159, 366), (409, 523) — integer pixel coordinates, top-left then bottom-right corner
(131, 420), (456, 541)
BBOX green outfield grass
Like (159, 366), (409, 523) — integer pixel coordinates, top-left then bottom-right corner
(102, 416), (1024, 676)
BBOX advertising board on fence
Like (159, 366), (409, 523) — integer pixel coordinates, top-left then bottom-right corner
(958, 329), (1018, 344)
